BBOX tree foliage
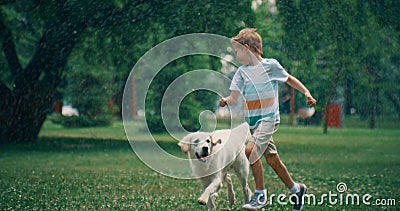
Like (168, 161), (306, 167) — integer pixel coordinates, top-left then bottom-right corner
(1, 0), (398, 143)
(0, 0), (254, 143)
(145, 0), (254, 132)
(276, 0), (400, 130)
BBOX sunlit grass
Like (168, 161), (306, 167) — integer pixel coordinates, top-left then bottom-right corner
(1, 120), (399, 210)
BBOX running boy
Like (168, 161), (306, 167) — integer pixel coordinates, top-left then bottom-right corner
(219, 28), (316, 211)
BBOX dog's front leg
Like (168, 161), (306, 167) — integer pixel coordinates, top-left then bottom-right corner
(198, 173), (223, 208)
(234, 154), (252, 203)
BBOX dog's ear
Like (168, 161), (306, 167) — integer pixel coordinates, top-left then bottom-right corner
(178, 136), (191, 153)
(211, 138), (222, 146)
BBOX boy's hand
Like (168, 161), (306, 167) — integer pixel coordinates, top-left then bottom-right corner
(305, 92), (317, 107)
(219, 98), (227, 107)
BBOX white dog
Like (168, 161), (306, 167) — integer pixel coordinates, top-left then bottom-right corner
(178, 123), (252, 211)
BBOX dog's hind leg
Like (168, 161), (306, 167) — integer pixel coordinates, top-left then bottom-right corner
(224, 173), (235, 205)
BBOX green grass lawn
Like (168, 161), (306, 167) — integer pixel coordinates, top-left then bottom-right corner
(1, 120), (399, 210)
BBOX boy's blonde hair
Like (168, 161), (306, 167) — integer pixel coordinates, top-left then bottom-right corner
(231, 28), (263, 55)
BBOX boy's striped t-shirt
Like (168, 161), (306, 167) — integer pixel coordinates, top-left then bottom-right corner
(229, 58), (289, 129)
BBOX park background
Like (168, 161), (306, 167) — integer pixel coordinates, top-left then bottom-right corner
(0, 0), (399, 210)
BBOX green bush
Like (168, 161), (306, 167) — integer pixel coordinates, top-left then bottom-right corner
(47, 113), (64, 125)
(62, 64), (115, 127)
(61, 115), (112, 128)
(48, 113), (112, 128)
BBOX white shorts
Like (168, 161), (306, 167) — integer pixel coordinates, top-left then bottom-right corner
(249, 121), (279, 156)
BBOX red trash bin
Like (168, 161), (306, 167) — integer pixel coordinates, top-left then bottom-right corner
(327, 104), (341, 127)
(53, 101), (62, 114)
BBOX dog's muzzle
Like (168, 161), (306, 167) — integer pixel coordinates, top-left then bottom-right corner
(195, 147), (209, 163)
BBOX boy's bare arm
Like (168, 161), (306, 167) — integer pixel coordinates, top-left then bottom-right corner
(286, 75), (317, 107)
(219, 91), (240, 107)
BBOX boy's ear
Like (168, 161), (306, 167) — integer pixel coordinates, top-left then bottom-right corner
(178, 136), (190, 153)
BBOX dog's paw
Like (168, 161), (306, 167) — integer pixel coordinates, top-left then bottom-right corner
(197, 198), (207, 205)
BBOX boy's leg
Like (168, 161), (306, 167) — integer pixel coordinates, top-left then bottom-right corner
(265, 150), (307, 211)
(265, 153), (294, 189)
(242, 124), (273, 210)
(243, 142), (268, 210)
(245, 141), (265, 190)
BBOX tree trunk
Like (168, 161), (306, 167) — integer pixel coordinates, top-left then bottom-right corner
(323, 64), (343, 134)
(0, 8), (85, 143)
(2, 89), (50, 143)
(369, 88), (378, 129)
(344, 74), (354, 115)
(289, 87), (295, 126)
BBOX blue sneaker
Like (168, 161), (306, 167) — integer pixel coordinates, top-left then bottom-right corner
(242, 192), (267, 210)
(290, 183), (307, 211)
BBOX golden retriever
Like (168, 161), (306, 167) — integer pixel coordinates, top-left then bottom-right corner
(178, 123), (252, 211)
